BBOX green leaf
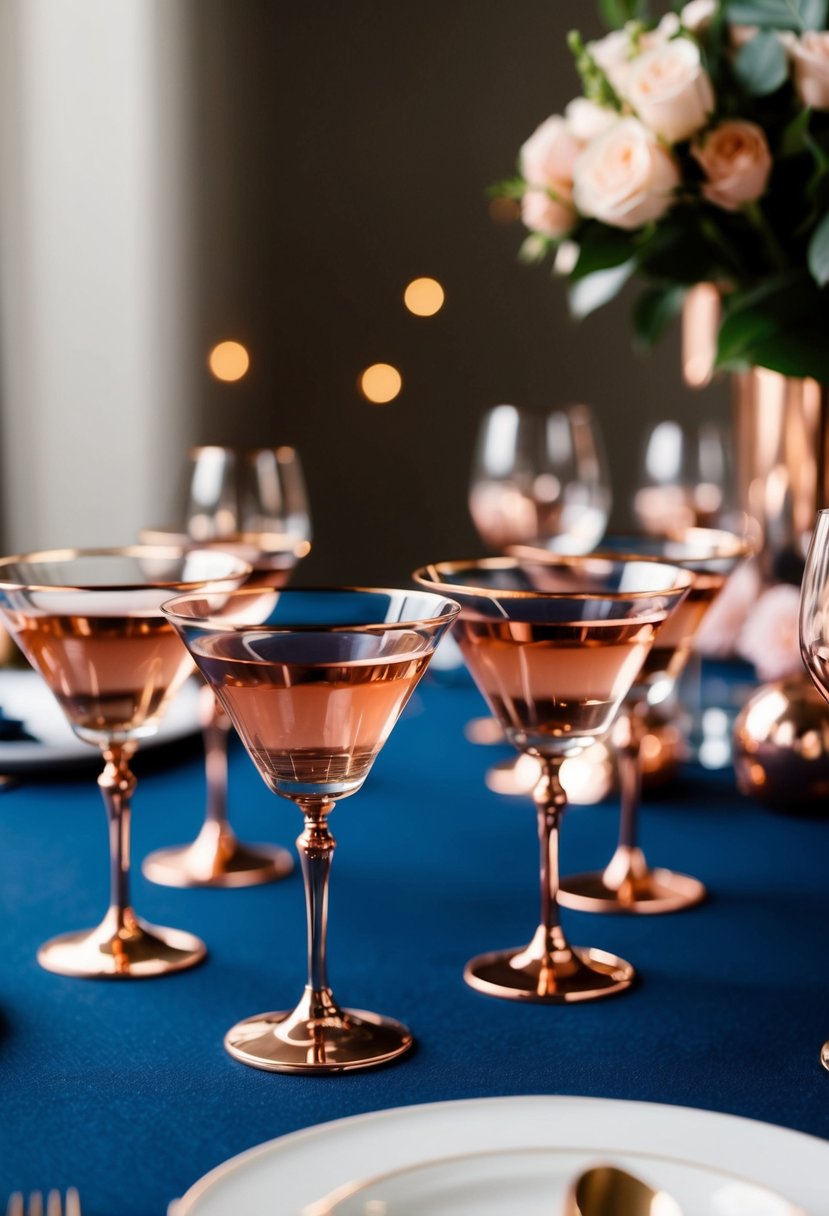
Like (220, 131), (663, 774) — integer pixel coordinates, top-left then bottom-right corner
(781, 107), (812, 157)
(715, 271), (829, 381)
(568, 260), (637, 319)
(808, 211), (829, 284)
(570, 223), (638, 280)
(597, 0), (650, 29)
(632, 285), (687, 351)
(733, 30), (788, 95)
(724, 0), (827, 30)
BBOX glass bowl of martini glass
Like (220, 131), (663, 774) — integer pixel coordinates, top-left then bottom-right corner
(513, 528), (751, 914)
(413, 556), (690, 1002)
(162, 585), (459, 1072)
(138, 527), (310, 888)
(0, 546), (251, 978)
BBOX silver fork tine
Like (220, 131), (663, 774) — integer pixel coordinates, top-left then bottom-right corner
(64, 1192), (80, 1216)
(5, 1195), (23, 1216)
(45, 1194), (62, 1216)
(27, 1195), (43, 1216)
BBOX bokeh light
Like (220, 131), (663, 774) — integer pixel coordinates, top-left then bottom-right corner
(360, 363), (402, 404)
(403, 277), (445, 317)
(208, 341), (250, 382)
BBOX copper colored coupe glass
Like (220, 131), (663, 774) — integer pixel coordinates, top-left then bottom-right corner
(413, 557), (690, 1003)
(513, 530), (750, 916)
(0, 547), (250, 978)
(162, 586), (459, 1072)
(798, 509), (829, 1072)
(138, 527), (310, 889)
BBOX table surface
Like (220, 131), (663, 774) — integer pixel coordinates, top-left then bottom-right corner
(2, 674), (829, 1215)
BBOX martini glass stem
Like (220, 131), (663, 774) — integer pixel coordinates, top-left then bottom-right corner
(99, 742), (138, 931)
(534, 756), (568, 955)
(297, 799), (336, 1001)
(202, 687), (231, 830)
(604, 709), (649, 892)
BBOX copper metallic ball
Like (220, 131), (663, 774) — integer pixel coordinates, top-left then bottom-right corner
(733, 674), (829, 812)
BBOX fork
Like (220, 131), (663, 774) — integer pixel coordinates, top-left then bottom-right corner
(5, 1192), (81, 1216)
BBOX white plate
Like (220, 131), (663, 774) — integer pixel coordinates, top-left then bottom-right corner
(175, 1096), (829, 1216)
(0, 670), (202, 770)
(311, 1145), (801, 1216)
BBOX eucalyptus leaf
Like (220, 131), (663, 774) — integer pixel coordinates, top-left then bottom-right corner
(808, 211), (829, 284)
(568, 260), (637, 319)
(734, 30), (788, 95)
(724, 0), (827, 30)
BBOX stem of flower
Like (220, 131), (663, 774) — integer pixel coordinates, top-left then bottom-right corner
(744, 200), (789, 273)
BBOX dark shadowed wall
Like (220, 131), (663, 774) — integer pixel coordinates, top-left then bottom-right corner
(186, 0), (730, 584)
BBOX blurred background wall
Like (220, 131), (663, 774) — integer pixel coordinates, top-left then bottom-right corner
(0, 0), (730, 580)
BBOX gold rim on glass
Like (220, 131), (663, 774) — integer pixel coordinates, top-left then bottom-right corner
(0, 545), (252, 593)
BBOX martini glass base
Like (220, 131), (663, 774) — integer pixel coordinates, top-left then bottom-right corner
(142, 831), (294, 889)
(37, 915), (207, 978)
(224, 1004), (414, 1074)
(821, 1043), (829, 1072)
(558, 867), (707, 914)
(464, 943), (635, 1003)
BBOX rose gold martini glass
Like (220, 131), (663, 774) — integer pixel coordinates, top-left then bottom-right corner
(163, 585), (459, 1072)
(514, 529), (750, 915)
(138, 527), (310, 888)
(414, 556), (691, 1002)
(0, 546), (250, 978)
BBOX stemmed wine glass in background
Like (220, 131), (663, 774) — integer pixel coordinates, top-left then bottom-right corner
(797, 508), (829, 1072)
(633, 419), (733, 535)
(513, 530), (750, 915)
(466, 404), (611, 748)
(414, 557), (690, 1002)
(0, 547), (250, 978)
(163, 586), (459, 1072)
(140, 444), (313, 889)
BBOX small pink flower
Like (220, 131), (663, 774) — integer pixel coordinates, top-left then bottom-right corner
(520, 188), (577, 239)
(692, 120), (772, 211)
(736, 583), (803, 681)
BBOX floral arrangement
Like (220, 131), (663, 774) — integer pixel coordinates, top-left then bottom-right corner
(500, 0), (829, 382)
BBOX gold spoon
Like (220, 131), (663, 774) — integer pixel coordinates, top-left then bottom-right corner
(566, 1164), (682, 1216)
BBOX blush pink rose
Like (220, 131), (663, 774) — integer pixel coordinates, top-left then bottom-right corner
(521, 188), (577, 239)
(692, 120), (772, 210)
(626, 38), (715, 143)
(572, 117), (680, 230)
(565, 98), (617, 143)
(588, 29), (634, 95)
(737, 584), (803, 681)
(519, 115), (581, 238)
(789, 31), (829, 109)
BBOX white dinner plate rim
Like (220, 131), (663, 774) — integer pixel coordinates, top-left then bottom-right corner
(174, 1094), (829, 1216)
(0, 670), (202, 769)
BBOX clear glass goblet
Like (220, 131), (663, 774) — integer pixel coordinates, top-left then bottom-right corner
(413, 557), (690, 1002)
(798, 508), (829, 1072)
(138, 528), (310, 888)
(140, 443), (312, 888)
(0, 546), (250, 978)
(162, 586), (459, 1072)
(515, 529), (751, 915)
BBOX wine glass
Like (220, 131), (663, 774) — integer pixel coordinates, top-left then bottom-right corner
(467, 403), (611, 750)
(633, 420), (733, 535)
(162, 585), (459, 1072)
(513, 530), (751, 915)
(0, 546), (250, 978)
(139, 444), (313, 888)
(469, 404), (611, 554)
(413, 557), (691, 1002)
(798, 508), (829, 1072)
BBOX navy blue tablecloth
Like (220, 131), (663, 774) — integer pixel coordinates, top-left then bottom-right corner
(1, 675), (829, 1214)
